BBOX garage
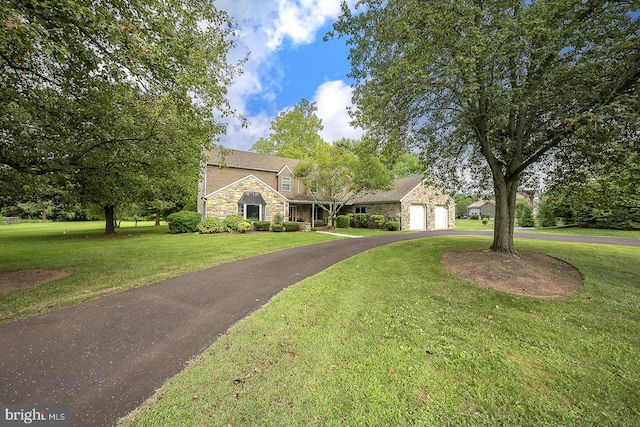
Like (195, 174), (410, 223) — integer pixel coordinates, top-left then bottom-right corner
(409, 204), (426, 230)
(434, 205), (448, 229)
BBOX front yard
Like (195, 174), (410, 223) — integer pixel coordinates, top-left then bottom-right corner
(0, 221), (339, 324)
(2, 221), (639, 425)
(119, 236), (640, 426)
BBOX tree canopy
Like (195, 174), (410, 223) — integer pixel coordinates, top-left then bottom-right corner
(331, 0), (640, 253)
(294, 142), (392, 226)
(1, 0), (242, 232)
(251, 99), (328, 160)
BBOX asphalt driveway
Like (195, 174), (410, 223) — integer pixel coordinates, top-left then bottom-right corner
(0, 230), (638, 426)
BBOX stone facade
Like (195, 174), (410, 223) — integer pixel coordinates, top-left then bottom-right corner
(400, 186), (455, 230)
(344, 182), (455, 230)
(205, 175), (286, 222)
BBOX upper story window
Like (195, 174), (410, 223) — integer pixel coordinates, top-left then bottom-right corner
(281, 177), (291, 192)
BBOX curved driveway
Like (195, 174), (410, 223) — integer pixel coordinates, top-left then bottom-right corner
(0, 230), (638, 426)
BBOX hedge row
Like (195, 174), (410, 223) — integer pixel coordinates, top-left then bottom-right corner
(336, 213), (399, 231)
(166, 211), (305, 234)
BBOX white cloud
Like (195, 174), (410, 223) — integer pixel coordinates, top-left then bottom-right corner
(215, 0), (359, 150)
(314, 80), (363, 143)
(266, 0), (343, 49)
(221, 111), (272, 151)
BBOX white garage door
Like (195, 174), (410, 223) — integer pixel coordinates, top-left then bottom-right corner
(409, 204), (426, 230)
(434, 205), (448, 229)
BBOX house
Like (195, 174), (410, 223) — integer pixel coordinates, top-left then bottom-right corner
(198, 147), (455, 230)
(198, 147), (323, 224)
(467, 200), (496, 217)
(467, 190), (541, 217)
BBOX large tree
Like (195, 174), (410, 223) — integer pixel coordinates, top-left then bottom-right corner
(331, 0), (640, 253)
(251, 99), (328, 160)
(1, 0), (241, 232)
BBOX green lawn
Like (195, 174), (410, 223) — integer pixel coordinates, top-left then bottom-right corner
(0, 221), (340, 323)
(455, 219), (640, 239)
(455, 218), (496, 231)
(3, 221), (639, 425)
(119, 236), (640, 426)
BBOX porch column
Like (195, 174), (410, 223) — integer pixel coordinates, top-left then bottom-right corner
(311, 203), (315, 228)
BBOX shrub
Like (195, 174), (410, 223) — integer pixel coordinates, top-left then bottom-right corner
(223, 214), (244, 232)
(271, 224), (284, 232)
(482, 219), (489, 226)
(470, 214), (480, 220)
(336, 215), (351, 228)
(481, 214), (491, 219)
(347, 213), (355, 227)
(517, 202), (535, 227)
(254, 221), (271, 231)
(273, 213), (284, 225)
(283, 222), (300, 232)
(353, 213), (370, 228)
(537, 199), (558, 227)
(197, 217), (225, 234)
(166, 211), (202, 234)
(371, 214), (386, 229)
(237, 221), (252, 233)
(386, 221), (400, 231)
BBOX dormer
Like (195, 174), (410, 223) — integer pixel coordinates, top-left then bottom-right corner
(277, 165), (295, 193)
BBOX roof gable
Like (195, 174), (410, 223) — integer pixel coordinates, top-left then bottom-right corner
(277, 165), (294, 176)
(467, 200), (495, 208)
(204, 174), (287, 201)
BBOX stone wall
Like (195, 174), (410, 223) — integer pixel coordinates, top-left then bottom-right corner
(206, 176), (286, 221)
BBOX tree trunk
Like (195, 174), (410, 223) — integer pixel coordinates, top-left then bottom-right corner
(104, 205), (116, 234)
(155, 208), (161, 226)
(491, 178), (519, 255)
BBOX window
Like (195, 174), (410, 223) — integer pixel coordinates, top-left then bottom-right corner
(355, 206), (367, 214)
(237, 192), (265, 221)
(313, 206), (324, 221)
(281, 177), (291, 192)
(246, 205), (261, 220)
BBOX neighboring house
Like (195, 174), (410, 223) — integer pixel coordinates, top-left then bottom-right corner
(467, 189), (541, 217)
(198, 147), (455, 230)
(341, 175), (455, 230)
(467, 200), (496, 217)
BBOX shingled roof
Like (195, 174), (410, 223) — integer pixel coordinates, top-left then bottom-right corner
(205, 147), (301, 172)
(351, 175), (425, 204)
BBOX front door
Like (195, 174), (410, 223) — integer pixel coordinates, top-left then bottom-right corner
(289, 206), (297, 222)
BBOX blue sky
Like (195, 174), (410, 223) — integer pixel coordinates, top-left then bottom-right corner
(216, 0), (362, 150)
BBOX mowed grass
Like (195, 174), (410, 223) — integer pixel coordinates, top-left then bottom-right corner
(119, 236), (640, 427)
(0, 221), (339, 323)
(455, 218), (640, 239)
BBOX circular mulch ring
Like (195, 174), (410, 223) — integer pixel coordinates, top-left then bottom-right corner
(0, 269), (69, 293)
(441, 249), (584, 298)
